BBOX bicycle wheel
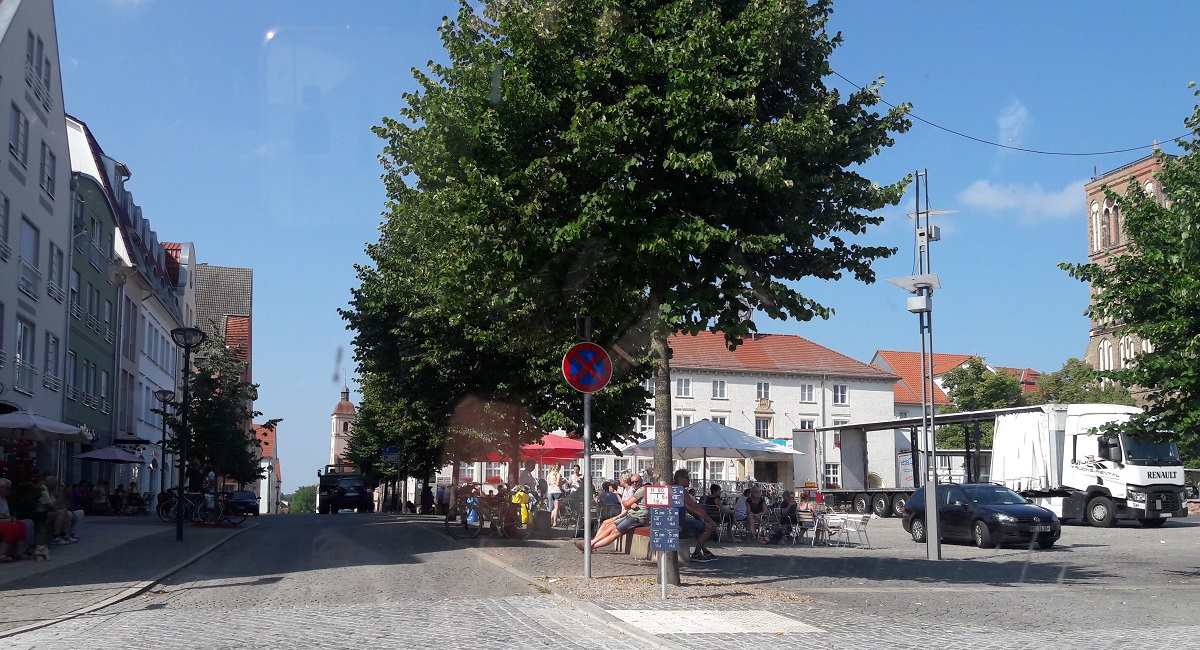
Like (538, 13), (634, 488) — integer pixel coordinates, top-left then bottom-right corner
(157, 499), (177, 522)
(223, 508), (247, 525)
(500, 506), (532, 541)
(445, 504), (483, 539)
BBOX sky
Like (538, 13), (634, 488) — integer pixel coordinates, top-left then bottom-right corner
(52, 1), (1200, 493)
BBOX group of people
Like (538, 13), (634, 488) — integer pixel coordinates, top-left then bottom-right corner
(703, 484), (819, 541)
(0, 473), (87, 563)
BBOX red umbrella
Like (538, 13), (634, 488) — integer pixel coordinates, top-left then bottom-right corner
(520, 434), (583, 464)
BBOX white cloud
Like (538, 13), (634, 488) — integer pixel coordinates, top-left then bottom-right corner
(997, 100), (1031, 145)
(958, 178), (1086, 224)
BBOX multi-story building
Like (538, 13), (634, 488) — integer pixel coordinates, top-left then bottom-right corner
(253, 422), (281, 514)
(870, 350), (1040, 420)
(62, 116), (123, 484)
(1082, 154), (1163, 382)
(0, 0), (73, 472)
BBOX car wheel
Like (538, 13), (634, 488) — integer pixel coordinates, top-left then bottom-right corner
(1086, 496), (1116, 528)
(872, 494), (892, 518)
(853, 493), (871, 514)
(973, 520), (993, 548)
(1138, 517), (1167, 528)
(910, 518), (926, 543)
(1037, 538), (1056, 549)
(891, 493), (908, 517)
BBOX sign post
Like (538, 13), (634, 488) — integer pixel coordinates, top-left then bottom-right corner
(562, 341), (612, 579)
(645, 484), (683, 599)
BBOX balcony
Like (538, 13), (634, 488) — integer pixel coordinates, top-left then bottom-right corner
(14, 360), (38, 395)
(0, 350), (6, 368)
(86, 314), (102, 333)
(42, 373), (61, 392)
(82, 393), (99, 409)
(70, 302), (83, 320)
(0, 238), (10, 262)
(46, 281), (65, 303)
(66, 385), (78, 400)
(100, 399), (112, 415)
(25, 61), (53, 112)
(104, 327), (115, 344)
(18, 258), (41, 300)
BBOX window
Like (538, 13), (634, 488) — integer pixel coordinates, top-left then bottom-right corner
(711, 416), (726, 426)
(897, 411), (908, 419)
(19, 219), (40, 299)
(43, 333), (59, 389)
(685, 460), (701, 478)
(612, 458), (630, 478)
(458, 462), (475, 482)
(675, 414), (692, 429)
(9, 104), (29, 164)
(15, 318), (35, 394)
(65, 350), (77, 397)
(100, 370), (109, 402)
(711, 380), (725, 399)
(755, 417), (771, 438)
(641, 377), (654, 394)
(589, 458), (604, 480)
(708, 460), (726, 482)
(797, 419), (815, 431)
(637, 413), (654, 434)
(1097, 339), (1114, 372)
(636, 458), (654, 476)
(39, 142), (56, 197)
(832, 384), (848, 405)
(484, 462), (503, 481)
(675, 377), (691, 398)
(48, 244), (63, 298)
(824, 463), (841, 488)
(757, 382), (770, 400)
(1119, 335), (1135, 369)
(0, 191), (9, 258)
(799, 384), (814, 402)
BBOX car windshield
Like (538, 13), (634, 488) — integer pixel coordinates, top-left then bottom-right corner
(337, 479), (362, 488)
(1121, 434), (1182, 465)
(962, 485), (1027, 505)
(232, 492), (256, 499)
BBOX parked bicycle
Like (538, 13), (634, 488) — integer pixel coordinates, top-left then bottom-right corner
(157, 489), (247, 525)
(445, 483), (531, 540)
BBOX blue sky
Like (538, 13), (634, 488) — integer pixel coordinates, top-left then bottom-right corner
(53, 1), (1200, 493)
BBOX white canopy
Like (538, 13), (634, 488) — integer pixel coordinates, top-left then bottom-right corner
(622, 419), (803, 460)
(0, 411), (93, 443)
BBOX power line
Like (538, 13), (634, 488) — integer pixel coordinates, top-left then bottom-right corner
(831, 70), (1189, 157)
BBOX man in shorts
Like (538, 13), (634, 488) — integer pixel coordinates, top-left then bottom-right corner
(576, 474), (647, 552)
(672, 469), (717, 561)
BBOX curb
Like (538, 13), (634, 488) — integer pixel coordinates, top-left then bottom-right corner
(0, 521), (259, 640)
(434, 520), (684, 650)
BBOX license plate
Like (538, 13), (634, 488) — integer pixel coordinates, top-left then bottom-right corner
(1029, 525), (1051, 532)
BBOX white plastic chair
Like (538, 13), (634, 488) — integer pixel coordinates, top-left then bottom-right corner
(836, 514), (872, 548)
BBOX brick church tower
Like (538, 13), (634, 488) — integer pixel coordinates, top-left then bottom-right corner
(330, 386), (356, 464)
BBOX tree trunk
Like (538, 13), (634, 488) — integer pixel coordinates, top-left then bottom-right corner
(649, 296), (680, 586)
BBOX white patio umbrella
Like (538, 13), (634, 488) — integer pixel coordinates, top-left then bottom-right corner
(75, 447), (145, 464)
(622, 419), (803, 484)
(0, 411), (93, 443)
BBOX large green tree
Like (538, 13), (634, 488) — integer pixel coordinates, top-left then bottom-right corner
(936, 357), (1024, 448)
(287, 486), (317, 514)
(354, 0), (908, 583)
(1060, 90), (1200, 467)
(1031, 358), (1135, 406)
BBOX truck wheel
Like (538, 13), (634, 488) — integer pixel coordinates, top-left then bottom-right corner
(853, 493), (870, 514)
(1086, 496), (1115, 527)
(891, 493), (908, 517)
(910, 518), (926, 543)
(1138, 518), (1167, 528)
(973, 520), (994, 548)
(872, 494), (892, 517)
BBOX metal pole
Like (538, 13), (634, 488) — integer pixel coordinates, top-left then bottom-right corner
(176, 348), (191, 542)
(915, 169), (941, 561)
(583, 391), (593, 578)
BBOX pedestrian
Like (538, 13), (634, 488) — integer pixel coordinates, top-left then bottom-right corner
(547, 464), (564, 527)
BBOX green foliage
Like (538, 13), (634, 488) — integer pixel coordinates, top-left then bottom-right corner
(1060, 91), (1200, 467)
(1031, 358), (1135, 406)
(165, 331), (280, 487)
(346, 0), (909, 485)
(288, 485), (316, 513)
(936, 358), (1025, 449)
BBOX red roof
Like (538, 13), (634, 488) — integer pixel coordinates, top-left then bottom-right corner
(872, 350), (1042, 405)
(162, 242), (182, 287)
(254, 424), (276, 459)
(995, 366), (1043, 394)
(669, 332), (897, 381)
(225, 315), (251, 363)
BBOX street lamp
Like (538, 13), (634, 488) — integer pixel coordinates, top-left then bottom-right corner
(153, 388), (175, 497)
(171, 326), (208, 542)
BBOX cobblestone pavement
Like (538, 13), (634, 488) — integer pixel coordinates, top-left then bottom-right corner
(5, 512), (1200, 649)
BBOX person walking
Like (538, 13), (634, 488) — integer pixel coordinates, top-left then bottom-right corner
(547, 465), (564, 527)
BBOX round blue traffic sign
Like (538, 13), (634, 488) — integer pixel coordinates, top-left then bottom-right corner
(562, 342), (612, 393)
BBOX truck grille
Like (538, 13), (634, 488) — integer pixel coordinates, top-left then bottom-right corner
(1151, 491), (1180, 511)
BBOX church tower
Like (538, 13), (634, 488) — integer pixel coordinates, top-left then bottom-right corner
(330, 386), (356, 464)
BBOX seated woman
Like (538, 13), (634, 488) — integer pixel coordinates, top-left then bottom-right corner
(744, 487), (767, 541)
(778, 491), (798, 529)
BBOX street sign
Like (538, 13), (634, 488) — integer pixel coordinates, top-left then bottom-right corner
(562, 342), (612, 393)
(644, 485), (670, 507)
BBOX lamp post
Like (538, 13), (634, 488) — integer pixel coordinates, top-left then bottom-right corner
(153, 388), (175, 497)
(171, 326), (208, 542)
(888, 169), (954, 562)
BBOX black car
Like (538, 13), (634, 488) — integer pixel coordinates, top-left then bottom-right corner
(331, 477), (374, 513)
(901, 483), (1061, 549)
(226, 490), (260, 516)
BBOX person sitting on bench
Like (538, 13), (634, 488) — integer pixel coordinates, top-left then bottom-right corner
(576, 474), (647, 552)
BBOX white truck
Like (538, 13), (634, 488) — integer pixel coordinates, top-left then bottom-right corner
(991, 403), (1188, 527)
